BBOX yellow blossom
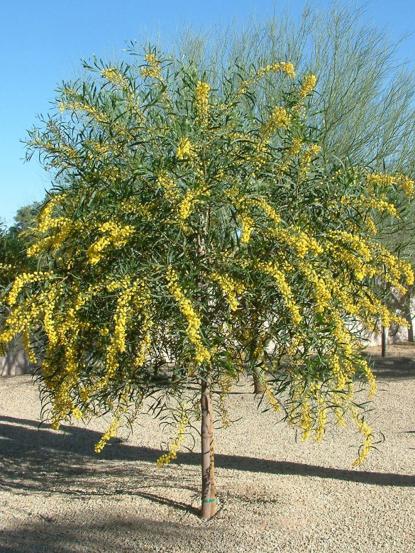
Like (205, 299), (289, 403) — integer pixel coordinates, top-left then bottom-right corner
(101, 67), (128, 88)
(157, 409), (189, 467)
(257, 262), (302, 325)
(300, 74), (317, 97)
(195, 81), (211, 124)
(260, 106), (291, 139)
(87, 222), (134, 265)
(211, 272), (245, 311)
(166, 267), (210, 365)
(352, 412), (373, 466)
(95, 417), (120, 453)
(239, 212), (255, 244)
(366, 172), (415, 196)
(141, 53), (162, 79)
(176, 137), (194, 160)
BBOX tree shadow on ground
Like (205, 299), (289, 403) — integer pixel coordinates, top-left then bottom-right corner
(364, 353), (415, 380)
(1, 415), (414, 499)
(0, 513), (219, 553)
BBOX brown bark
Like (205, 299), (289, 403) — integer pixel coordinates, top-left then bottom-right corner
(381, 326), (387, 357)
(253, 368), (265, 394)
(200, 379), (217, 520)
(408, 320), (414, 343)
(405, 292), (414, 342)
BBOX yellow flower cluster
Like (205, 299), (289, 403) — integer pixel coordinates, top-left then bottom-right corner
(7, 272), (51, 307)
(28, 217), (74, 258)
(278, 137), (303, 172)
(22, 331), (37, 364)
(87, 221), (134, 265)
(372, 245), (414, 294)
(330, 313), (354, 357)
(300, 399), (313, 441)
(341, 194), (399, 218)
(270, 226), (323, 258)
(256, 62), (296, 79)
(134, 315), (153, 368)
(119, 198), (153, 219)
(44, 286), (60, 346)
(330, 353), (348, 389)
(352, 413), (373, 466)
(108, 72), (143, 119)
(94, 417), (120, 453)
(157, 409), (189, 467)
(300, 74), (317, 97)
(101, 67), (128, 88)
(37, 195), (63, 232)
(195, 81), (211, 124)
(264, 384), (281, 413)
(101, 165), (123, 183)
(250, 198), (281, 226)
(237, 61), (295, 96)
(298, 143), (321, 179)
(359, 359), (377, 398)
(366, 172), (415, 196)
(99, 279), (153, 384)
(299, 266), (331, 313)
(166, 267), (211, 365)
(156, 172), (179, 202)
(314, 389), (328, 442)
(210, 272), (245, 311)
(176, 137), (194, 160)
(356, 292), (403, 329)
(302, 143), (321, 163)
(0, 262), (14, 273)
(59, 99), (108, 125)
(239, 212), (255, 244)
(258, 262), (302, 325)
(178, 189), (199, 222)
(85, 140), (112, 156)
(140, 53), (161, 79)
(260, 106), (291, 139)
(290, 137), (303, 155)
(113, 278), (135, 354)
(333, 230), (372, 260)
(132, 284), (153, 368)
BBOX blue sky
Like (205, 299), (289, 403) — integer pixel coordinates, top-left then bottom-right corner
(1, 0), (415, 226)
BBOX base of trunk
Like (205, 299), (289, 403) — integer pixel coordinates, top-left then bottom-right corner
(201, 379), (217, 520)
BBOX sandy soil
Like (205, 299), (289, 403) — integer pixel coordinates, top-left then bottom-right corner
(0, 344), (414, 553)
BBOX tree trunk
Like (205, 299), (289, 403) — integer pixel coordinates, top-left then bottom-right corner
(381, 326), (387, 357)
(408, 320), (414, 343)
(405, 292), (414, 342)
(253, 368), (265, 394)
(200, 379), (217, 520)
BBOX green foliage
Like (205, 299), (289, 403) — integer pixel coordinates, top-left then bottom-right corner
(1, 47), (413, 467)
(0, 210), (36, 290)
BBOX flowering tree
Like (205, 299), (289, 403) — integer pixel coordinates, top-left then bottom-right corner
(0, 49), (413, 519)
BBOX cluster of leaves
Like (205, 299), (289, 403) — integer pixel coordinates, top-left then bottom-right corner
(0, 204), (39, 290)
(1, 48), (413, 464)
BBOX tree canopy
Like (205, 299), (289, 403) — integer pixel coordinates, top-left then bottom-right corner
(0, 48), (413, 518)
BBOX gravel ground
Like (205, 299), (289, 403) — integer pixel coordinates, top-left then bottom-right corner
(0, 344), (414, 553)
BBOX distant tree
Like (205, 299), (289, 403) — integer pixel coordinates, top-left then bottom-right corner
(0, 48), (413, 520)
(10, 202), (42, 234)
(0, 202), (40, 290)
(177, 4), (415, 171)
